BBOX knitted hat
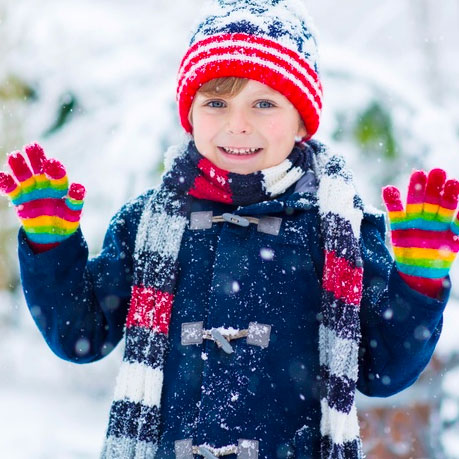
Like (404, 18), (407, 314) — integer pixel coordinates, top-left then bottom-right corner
(176, 0), (323, 140)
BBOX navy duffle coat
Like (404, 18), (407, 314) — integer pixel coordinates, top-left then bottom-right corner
(18, 180), (450, 458)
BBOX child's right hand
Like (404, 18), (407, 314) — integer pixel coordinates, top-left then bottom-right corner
(0, 143), (86, 253)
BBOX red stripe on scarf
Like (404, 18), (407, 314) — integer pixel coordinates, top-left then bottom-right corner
(323, 250), (363, 306)
(126, 285), (174, 334)
(189, 158), (233, 203)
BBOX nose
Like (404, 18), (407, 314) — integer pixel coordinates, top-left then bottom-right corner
(226, 108), (252, 135)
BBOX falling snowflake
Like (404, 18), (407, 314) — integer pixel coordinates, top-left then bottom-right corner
(260, 247), (274, 260)
(383, 308), (393, 320)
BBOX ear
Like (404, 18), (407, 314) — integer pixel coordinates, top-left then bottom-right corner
(297, 120), (307, 138)
(187, 96), (196, 130)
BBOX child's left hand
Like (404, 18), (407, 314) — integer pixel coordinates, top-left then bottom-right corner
(382, 168), (459, 298)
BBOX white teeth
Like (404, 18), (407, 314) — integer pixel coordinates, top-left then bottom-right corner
(221, 147), (260, 155)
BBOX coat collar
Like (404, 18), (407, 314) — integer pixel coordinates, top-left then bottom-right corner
(232, 190), (318, 216)
(188, 171), (319, 217)
(232, 169), (319, 216)
(188, 168), (319, 216)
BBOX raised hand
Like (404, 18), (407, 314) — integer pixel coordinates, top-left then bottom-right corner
(0, 143), (86, 253)
(382, 168), (459, 298)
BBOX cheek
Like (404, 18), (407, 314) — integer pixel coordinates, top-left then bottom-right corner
(193, 113), (220, 139)
(266, 119), (297, 143)
(193, 118), (211, 142)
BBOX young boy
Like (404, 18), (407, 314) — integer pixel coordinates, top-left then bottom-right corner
(1, 0), (458, 458)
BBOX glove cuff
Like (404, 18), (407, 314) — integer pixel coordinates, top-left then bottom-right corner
(26, 237), (62, 254)
(398, 271), (447, 299)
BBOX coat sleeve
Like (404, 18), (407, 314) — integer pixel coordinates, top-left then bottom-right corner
(356, 210), (450, 397)
(17, 190), (152, 364)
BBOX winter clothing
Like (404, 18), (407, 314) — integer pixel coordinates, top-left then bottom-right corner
(0, 143), (85, 253)
(100, 138), (366, 458)
(176, 0), (322, 139)
(7, 0), (453, 456)
(18, 139), (450, 458)
(102, 138), (314, 458)
(383, 168), (459, 297)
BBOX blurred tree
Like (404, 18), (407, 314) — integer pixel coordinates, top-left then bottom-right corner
(353, 102), (396, 160)
(42, 91), (78, 137)
(0, 4), (30, 301)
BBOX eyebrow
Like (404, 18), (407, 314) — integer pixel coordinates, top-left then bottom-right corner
(250, 90), (279, 97)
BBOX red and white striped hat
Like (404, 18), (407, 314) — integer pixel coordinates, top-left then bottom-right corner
(176, 0), (323, 140)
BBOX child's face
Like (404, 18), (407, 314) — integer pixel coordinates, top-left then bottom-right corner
(190, 79), (307, 175)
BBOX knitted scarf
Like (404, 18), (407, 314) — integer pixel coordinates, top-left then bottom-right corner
(100, 137), (365, 459)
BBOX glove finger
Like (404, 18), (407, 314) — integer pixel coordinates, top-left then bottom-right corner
(24, 143), (51, 190)
(0, 171), (20, 198)
(438, 179), (459, 225)
(24, 143), (46, 173)
(65, 182), (86, 213)
(406, 170), (427, 218)
(43, 158), (69, 198)
(448, 180), (459, 240)
(382, 185), (404, 211)
(382, 186), (405, 233)
(68, 182), (86, 201)
(423, 168), (447, 219)
(7, 149), (38, 188)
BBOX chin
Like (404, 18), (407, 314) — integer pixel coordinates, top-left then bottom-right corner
(229, 166), (259, 175)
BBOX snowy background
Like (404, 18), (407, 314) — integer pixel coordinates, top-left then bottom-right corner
(0, 0), (458, 457)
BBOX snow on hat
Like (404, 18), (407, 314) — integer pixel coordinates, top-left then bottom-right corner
(176, 0), (323, 140)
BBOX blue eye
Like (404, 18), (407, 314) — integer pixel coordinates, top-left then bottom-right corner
(206, 100), (225, 108)
(256, 100), (275, 108)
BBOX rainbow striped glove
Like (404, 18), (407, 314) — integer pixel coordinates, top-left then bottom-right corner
(382, 168), (459, 298)
(0, 143), (86, 253)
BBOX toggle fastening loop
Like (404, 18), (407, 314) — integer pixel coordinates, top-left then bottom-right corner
(181, 321), (204, 345)
(175, 438), (194, 459)
(222, 213), (250, 227)
(198, 446), (219, 459)
(246, 322), (271, 348)
(174, 438), (258, 458)
(189, 211), (282, 235)
(211, 328), (234, 354)
(237, 439), (259, 458)
(189, 211), (213, 230)
(181, 322), (271, 350)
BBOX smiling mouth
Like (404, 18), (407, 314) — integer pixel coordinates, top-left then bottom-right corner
(218, 146), (263, 155)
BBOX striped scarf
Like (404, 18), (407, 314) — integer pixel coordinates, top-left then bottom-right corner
(101, 137), (365, 459)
